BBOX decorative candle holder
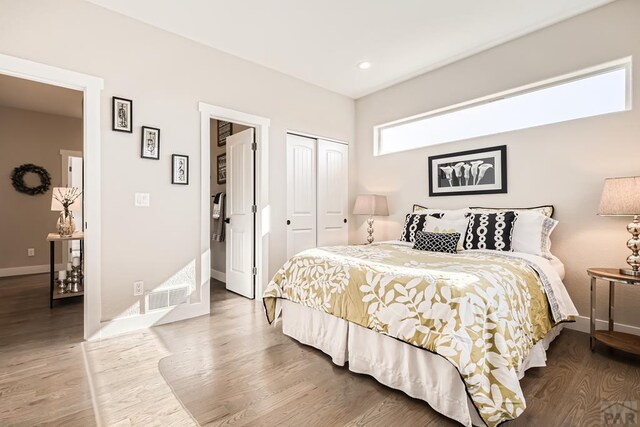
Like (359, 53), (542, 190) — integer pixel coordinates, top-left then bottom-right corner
(67, 264), (83, 293)
(57, 278), (67, 294)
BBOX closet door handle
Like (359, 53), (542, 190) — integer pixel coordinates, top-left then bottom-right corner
(286, 220), (291, 225)
(343, 218), (347, 223)
(224, 218), (230, 224)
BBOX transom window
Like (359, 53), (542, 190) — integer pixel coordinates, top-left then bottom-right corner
(374, 57), (632, 156)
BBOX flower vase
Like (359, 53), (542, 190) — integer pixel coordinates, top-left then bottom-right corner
(57, 209), (76, 236)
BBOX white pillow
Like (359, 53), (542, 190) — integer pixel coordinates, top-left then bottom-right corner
(424, 216), (470, 251)
(510, 210), (558, 258)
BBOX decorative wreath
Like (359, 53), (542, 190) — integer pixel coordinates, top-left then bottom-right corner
(10, 163), (52, 195)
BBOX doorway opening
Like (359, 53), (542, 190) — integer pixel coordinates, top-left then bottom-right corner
(210, 119), (255, 298)
(0, 73), (85, 343)
(199, 103), (270, 305)
(0, 53), (103, 340)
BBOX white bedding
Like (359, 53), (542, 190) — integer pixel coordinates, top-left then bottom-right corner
(282, 300), (563, 427)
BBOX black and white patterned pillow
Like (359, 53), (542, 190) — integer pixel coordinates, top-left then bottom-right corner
(464, 211), (517, 251)
(413, 231), (460, 254)
(400, 213), (443, 242)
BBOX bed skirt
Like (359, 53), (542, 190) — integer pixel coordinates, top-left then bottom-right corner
(281, 300), (563, 427)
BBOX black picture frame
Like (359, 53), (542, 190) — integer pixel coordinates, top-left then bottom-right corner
(112, 96), (133, 133)
(217, 153), (227, 184)
(140, 126), (160, 160)
(171, 154), (189, 185)
(428, 145), (507, 197)
(217, 121), (232, 147)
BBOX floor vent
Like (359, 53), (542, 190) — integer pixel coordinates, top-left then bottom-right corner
(146, 286), (190, 312)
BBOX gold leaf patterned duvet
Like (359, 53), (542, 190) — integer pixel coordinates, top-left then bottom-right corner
(263, 243), (572, 426)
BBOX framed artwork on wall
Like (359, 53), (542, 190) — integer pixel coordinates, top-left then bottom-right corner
(217, 120), (232, 147)
(141, 126), (160, 160)
(171, 154), (189, 185)
(428, 145), (507, 196)
(217, 153), (227, 184)
(112, 96), (133, 133)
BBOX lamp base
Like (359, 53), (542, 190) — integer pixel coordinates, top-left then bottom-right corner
(620, 268), (640, 277)
(366, 215), (375, 245)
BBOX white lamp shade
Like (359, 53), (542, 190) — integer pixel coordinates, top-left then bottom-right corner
(353, 194), (389, 216)
(598, 176), (640, 216)
(51, 187), (82, 211)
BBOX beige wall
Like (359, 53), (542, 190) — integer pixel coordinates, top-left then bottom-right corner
(0, 0), (354, 321)
(353, 0), (640, 327)
(0, 106), (83, 269)
(209, 119), (250, 275)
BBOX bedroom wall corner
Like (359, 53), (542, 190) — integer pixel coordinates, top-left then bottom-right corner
(352, 0), (640, 329)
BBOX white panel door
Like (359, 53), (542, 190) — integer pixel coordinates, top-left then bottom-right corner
(226, 128), (255, 299)
(317, 140), (348, 247)
(286, 134), (316, 258)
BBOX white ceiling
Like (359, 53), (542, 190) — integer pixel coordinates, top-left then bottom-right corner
(0, 73), (83, 118)
(87, 0), (613, 98)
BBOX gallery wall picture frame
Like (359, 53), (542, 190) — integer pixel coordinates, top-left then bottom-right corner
(112, 96), (133, 133)
(141, 126), (160, 160)
(428, 145), (507, 197)
(217, 153), (227, 185)
(217, 120), (232, 147)
(171, 154), (189, 185)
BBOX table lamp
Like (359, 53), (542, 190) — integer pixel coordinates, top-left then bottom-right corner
(353, 194), (389, 244)
(598, 176), (640, 276)
(51, 187), (82, 236)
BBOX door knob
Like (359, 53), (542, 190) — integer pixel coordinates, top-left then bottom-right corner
(224, 218), (230, 224)
(344, 218), (347, 223)
(286, 220), (291, 225)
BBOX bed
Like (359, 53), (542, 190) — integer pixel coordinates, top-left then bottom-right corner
(263, 241), (577, 426)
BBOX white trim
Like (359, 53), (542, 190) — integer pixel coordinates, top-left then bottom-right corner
(0, 53), (104, 341)
(0, 264), (63, 278)
(564, 315), (640, 336)
(373, 56), (633, 156)
(96, 295), (210, 339)
(286, 129), (349, 146)
(60, 149), (83, 267)
(199, 102), (270, 301)
(210, 269), (226, 283)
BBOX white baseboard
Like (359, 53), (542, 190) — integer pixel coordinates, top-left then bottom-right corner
(211, 268), (226, 283)
(0, 264), (63, 278)
(92, 296), (210, 340)
(564, 315), (640, 336)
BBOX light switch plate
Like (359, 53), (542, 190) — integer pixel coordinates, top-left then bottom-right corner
(135, 193), (150, 207)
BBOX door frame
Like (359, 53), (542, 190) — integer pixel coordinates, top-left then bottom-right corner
(199, 102), (270, 301)
(0, 53), (104, 340)
(60, 150), (84, 267)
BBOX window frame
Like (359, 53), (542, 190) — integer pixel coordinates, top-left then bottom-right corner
(373, 57), (633, 157)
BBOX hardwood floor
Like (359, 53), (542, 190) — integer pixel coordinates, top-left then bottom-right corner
(1, 274), (639, 426)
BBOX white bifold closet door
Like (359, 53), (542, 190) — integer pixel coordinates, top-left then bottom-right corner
(316, 139), (348, 247)
(286, 134), (348, 258)
(286, 134), (317, 258)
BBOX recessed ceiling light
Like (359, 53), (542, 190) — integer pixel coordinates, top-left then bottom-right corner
(358, 61), (371, 70)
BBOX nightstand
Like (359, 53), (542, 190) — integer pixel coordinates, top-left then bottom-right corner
(587, 268), (640, 356)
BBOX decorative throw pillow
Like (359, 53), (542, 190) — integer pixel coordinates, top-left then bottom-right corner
(464, 211), (517, 251)
(399, 213), (442, 242)
(413, 231), (460, 254)
(510, 210), (558, 258)
(424, 216), (469, 251)
(469, 205), (554, 218)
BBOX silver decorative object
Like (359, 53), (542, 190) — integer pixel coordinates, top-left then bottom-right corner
(67, 264), (83, 293)
(57, 278), (67, 294)
(622, 215), (640, 276)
